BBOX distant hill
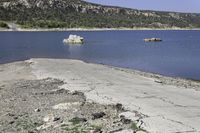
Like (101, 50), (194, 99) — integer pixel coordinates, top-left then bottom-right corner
(0, 0), (200, 29)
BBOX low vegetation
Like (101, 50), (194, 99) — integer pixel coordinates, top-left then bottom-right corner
(0, 0), (200, 29)
(0, 21), (9, 28)
(131, 122), (147, 133)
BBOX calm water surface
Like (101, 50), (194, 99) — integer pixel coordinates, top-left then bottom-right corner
(0, 30), (200, 80)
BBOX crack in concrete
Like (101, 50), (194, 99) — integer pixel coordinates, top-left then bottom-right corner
(135, 95), (187, 107)
(160, 115), (197, 132)
(174, 130), (199, 133)
(84, 86), (96, 93)
(138, 114), (198, 133)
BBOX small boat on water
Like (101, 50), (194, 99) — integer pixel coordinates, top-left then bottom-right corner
(144, 38), (162, 42)
(63, 34), (84, 44)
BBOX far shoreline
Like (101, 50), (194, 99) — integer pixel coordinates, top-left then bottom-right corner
(1, 27), (200, 32)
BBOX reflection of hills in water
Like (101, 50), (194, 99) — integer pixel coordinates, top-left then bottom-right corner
(1, 30), (200, 80)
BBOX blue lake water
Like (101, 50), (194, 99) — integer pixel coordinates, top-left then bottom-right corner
(0, 30), (200, 80)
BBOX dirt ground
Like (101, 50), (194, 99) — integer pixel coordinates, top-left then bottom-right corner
(0, 78), (144, 133)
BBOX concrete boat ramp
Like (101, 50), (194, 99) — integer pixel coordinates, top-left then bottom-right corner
(1, 58), (200, 132)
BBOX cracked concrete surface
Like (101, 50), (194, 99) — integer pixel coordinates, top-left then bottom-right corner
(28, 58), (200, 133)
(2, 58), (200, 133)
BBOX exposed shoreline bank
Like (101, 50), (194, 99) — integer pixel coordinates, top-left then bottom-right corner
(1, 58), (200, 132)
(1, 58), (200, 85)
(1, 58), (200, 84)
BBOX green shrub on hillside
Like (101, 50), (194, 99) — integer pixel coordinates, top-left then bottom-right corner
(0, 0), (200, 29)
(0, 21), (9, 28)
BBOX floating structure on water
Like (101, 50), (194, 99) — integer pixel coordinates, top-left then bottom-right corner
(144, 38), (162, 42)
(63, 34), (84, 44)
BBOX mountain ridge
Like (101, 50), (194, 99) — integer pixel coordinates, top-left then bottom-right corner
(0, 0), (200, 29)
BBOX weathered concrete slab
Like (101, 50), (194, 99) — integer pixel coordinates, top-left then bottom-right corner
(29, 58), (200, 133)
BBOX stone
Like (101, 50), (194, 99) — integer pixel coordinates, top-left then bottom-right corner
(8, 113), (15, 117)
(9, 121), (15, 124)
(109, 128), (123, 133)
(120, 115), (131, 124)
(28, 131), (34, 133)
(52, 102), (81, 110)
(155, 80), (163, 84)
(63, 34), (84, 44)
(53, 117), (60, 122)
(13, 116), (18, 120)
(34, 108), (41, 112)
(69, 117), (87, 124)
(115, 103), (123, 111)
(92, 112), (106, 120)
(144, 38), (162, 42)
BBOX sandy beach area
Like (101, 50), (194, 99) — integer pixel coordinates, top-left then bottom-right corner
(0, 58), (200, 133)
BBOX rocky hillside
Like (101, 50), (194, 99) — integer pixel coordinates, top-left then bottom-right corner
(0, 0), (200, 28)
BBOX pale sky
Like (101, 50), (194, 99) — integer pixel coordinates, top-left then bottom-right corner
(85, 0), (200, 13)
